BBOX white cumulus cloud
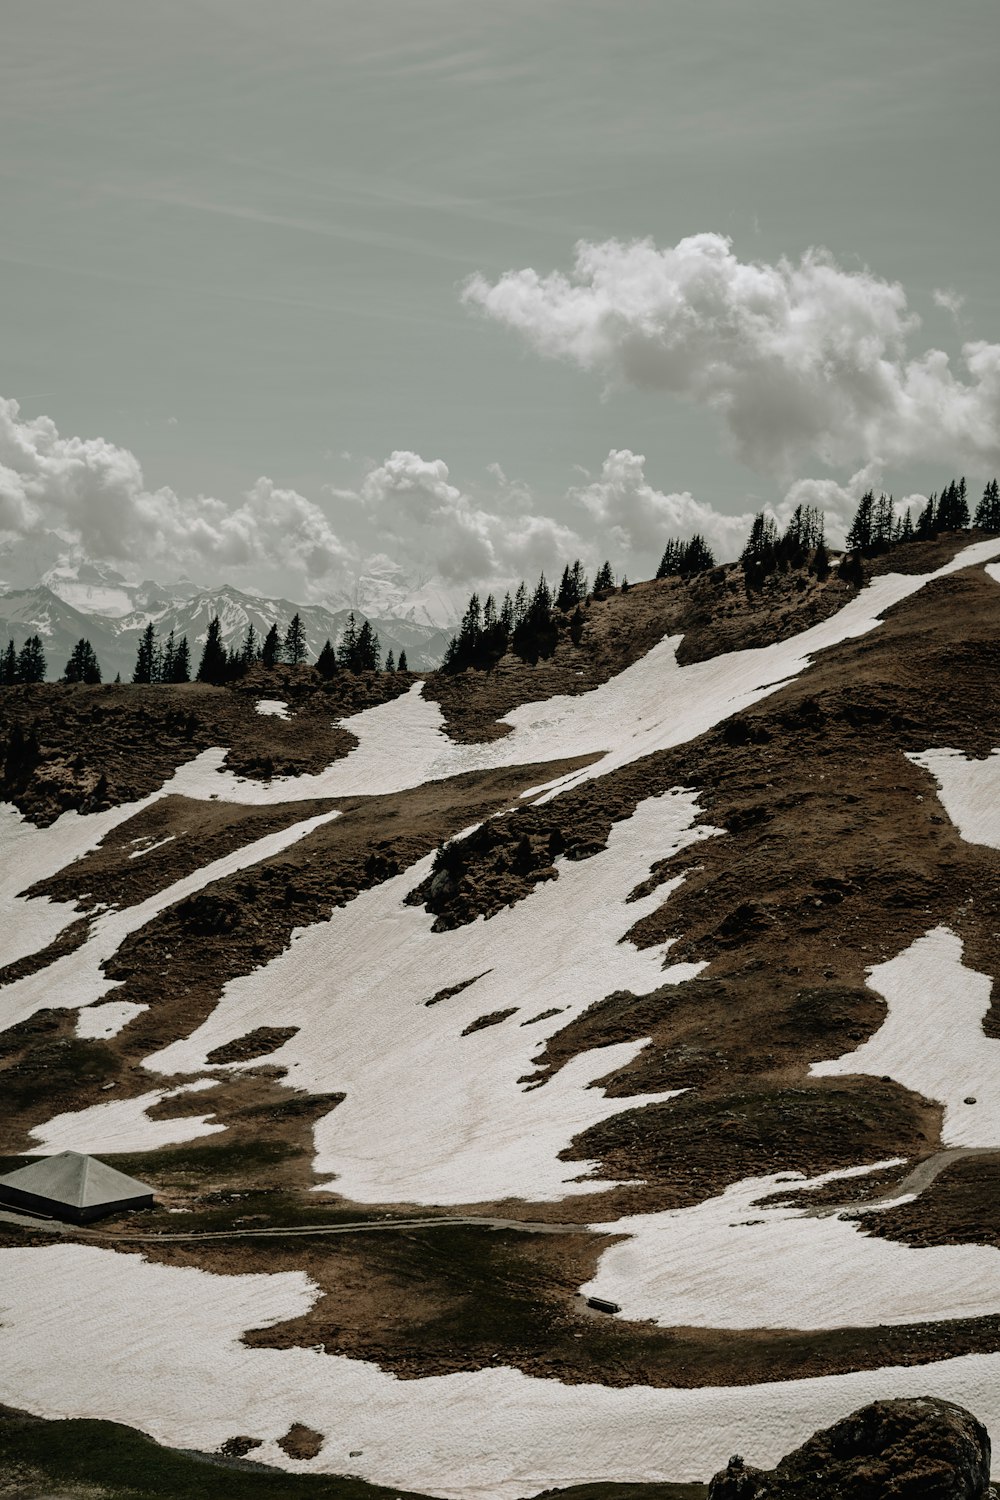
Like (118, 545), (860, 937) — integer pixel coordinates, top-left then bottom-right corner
(464, 233), (1000, 475)
(353, 448), (584, 587)
(0, 398), (351, 596)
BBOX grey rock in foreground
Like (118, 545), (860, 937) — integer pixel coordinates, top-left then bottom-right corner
(707, 1398), (993, 1498)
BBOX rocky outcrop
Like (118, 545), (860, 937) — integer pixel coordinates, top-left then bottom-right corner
(707, 1399), (992, 1498)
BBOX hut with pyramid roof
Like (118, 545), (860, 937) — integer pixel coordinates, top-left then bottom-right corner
(0, 1151), (154, 1223)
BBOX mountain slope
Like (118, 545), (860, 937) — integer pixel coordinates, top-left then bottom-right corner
(1, 535), (1000, 1497)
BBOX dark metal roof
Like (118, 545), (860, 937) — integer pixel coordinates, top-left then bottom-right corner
(0, 1151), (152, 1209)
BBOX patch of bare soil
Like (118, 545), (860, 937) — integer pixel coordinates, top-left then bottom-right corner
(860, 1154), (1000, 1249)
(421, 535), (978, 746)
(127, 1219), (1000, 1391)
(0, 667), (410, 825)
(277, 1424), (324, 1461)
(0, 754), (591, 1155)
(26, 795), (340, 912)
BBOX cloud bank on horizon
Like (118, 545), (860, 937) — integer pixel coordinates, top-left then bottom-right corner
(3, 232), (997, 605)
(464, 232), (1000, 477)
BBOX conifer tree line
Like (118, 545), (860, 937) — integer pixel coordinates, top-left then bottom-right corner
(1, 635), (47, 684)
(127, 610), (397, 686)
(442, 560), (605, 672)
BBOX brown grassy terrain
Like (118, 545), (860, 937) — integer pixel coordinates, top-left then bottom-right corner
(1, 539), (1000, 1412)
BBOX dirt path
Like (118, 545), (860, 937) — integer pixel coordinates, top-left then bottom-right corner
(805, 1147), (1000, 1218)
(0, 1208), (594, 1242)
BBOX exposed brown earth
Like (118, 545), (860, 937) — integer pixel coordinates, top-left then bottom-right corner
(0, 754), (591, 1155)
(422, 535), (977, 746)
(0, 667), (412, 825)
(2, 541), (1000, 1409)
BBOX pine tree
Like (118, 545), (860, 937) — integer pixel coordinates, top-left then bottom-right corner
(812, 538), (830, 581)
(261, 623), (281, 668)
(160, 629), (177, 684)
(397, 649), (408, 673)
(513, 581), (528, 624)
(593, 560), (615, 592)
(2, 640), (16, 685)
(196, 616), (227, 684)
(385, 649), (396, 672)
(974, 479), (1000, 531)
(64, 638), (102, 684)
(283, 613), (307, 667)
(16, 635), (46, 683)
(337, 612), (359, 670)
(172, 636), (191, 683)
(915, 494), (936, 540)
(656, 539), (683, 578)
(846, 491), (875, 554)
(242, 624), (259, 667)
(681, 534), (716, 575)
(741, 512), (779, 587)
(132, 622), (157, 684)
(556, 565), (575, 612)
(355, 619), (381, 671)
(316, 639), (338, 678)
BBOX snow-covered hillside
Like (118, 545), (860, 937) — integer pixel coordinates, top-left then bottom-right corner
(2, 536), (1000, 1498)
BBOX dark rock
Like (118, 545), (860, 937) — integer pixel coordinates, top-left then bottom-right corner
(707, 1398), (992, 1498)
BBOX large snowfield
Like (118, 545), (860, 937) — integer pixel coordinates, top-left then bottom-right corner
(3, 539), (1000, 1495)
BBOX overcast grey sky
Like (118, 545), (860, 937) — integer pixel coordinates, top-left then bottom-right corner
(1, 0), (998, 600)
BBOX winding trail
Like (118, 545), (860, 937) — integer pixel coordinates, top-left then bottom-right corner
(0, 1208), (594, 1241)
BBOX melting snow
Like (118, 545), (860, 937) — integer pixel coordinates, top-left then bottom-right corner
(75, 1000), (148, 1040)
(910, 746), (1000, 851)
(583, 1160), (1000, 1329)
(150, 789), (715, 1204)
(255, 699), (290, 719)
(31, 1080), (224, 1155)
(0, 809), (340, 1036)
(5, 1243), (1000, 1497)
(132, 539), (1000, 808)
(812, 926), (1000, 1148)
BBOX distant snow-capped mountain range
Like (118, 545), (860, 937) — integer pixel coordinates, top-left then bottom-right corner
(0, 559), (461, 680)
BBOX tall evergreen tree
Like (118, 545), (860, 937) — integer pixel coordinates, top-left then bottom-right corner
(160, 629), (177, 684)
(261, 623), (281, 668)
(593, 560), (615, 592)
(196, 616), (228, 684)
(283, 612), (307, 666)
(16, 635), (46, 683)
(974, 478), (1000, 531)
(64, 638), (102, 684)
(316, 638), (338, 679)
(656, 539), (683, 578)
(845, 492), (875, 554)
(681, 534), (716, 575)
(242, 623), (260, 667)
(397, 649), (408, 672)
(2, 640), (16, 685)
(337, 612), (359, 670)
(132, 622), (157, 684)
(741, 512), (779, 586)
(915, 494), (937, 540)
(385, 649), (396, 672)
(171, 636), (191, 683)
(354, 619), (381, 672)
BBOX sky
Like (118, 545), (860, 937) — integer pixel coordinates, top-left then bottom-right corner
(1, 0), (998, 606)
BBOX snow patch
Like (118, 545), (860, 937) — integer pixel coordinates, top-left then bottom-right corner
(149, 789), (716, 1205)
(583, 1160), (1000, 1329)
(31, 1080), (224, 1155)
(7, 1243), (1000, 1496)
(0, 808), (340, 1034)
(910, 746), (1000, 851)
(76, 1000), (148, 1040)
(813, 927), (1000, 1148)
(255, 699), (290, 719)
